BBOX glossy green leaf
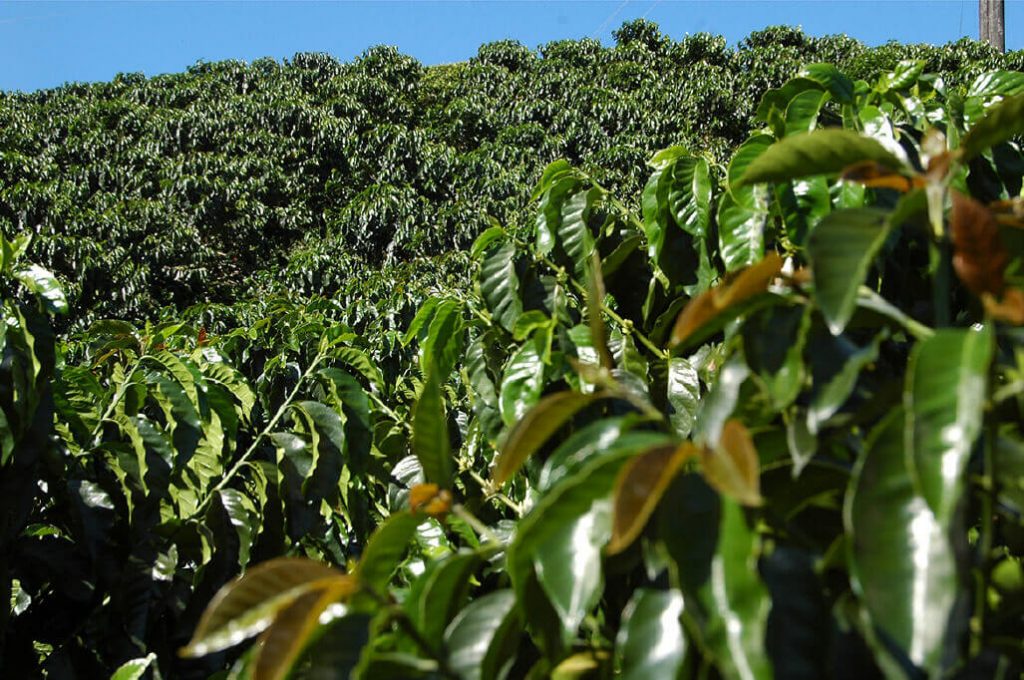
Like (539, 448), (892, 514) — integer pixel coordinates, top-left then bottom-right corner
(616, 589), (686, 680)
(738, 129), (903, 187)
(493, 391), (606, 487)
(110, 653), (156, 680)
(559, 187), (599, 278)
(667, 357), (699, 438)
(444, 590), (521, 680)
(406, 551), (481, 649)
(668, 155), (712, 239)
(703, 498), (773, 680)
(420, 299), (464, 381)
(808, 208), (891, 335)
(15, 264), (68, 315)
(846, 410), (956, 673)
(906, 325), (993, 521)
(357, 512), (424, 594)
(290, 400), (346, 502)
(961, 93), (1024, 161)
(533, 497), (612, 646)
(717, 190), (766, 272)
(480, 241), (523, 334)
(498, 341), (545, 427)
(510, 437), (669, 645)
(784, 89), (827, 137)
(471, 224), (507, 260)
(412, 365), (453, 487)
(694, 353), (750, 448)
(800, 63), (854, 104)
(877, 59), (925, 92)
(728, 134), (774, 203)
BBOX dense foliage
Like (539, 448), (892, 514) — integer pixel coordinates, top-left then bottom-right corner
(3, 21), (1024, 680)
(1, 21), (1021, 330)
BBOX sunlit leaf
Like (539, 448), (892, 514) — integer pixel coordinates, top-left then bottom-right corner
(738, 129), (904, 187)
(616, 589), (686, 680)
(905, 325), (993, 521)
(846, 410), (956, 673)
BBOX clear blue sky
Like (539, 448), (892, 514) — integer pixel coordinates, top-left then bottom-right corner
(2, 1), (1021, 93)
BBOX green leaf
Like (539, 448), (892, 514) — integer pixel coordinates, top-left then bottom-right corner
(808, 208), (891, 335)
(110, 653), (156, 680)
(444, 590), (521, 680)
(667, 357), (699, 438)
(800, 63), (854, 104)
(616, 589), (686, 680)
(480, 241), (523, 334)
(420, 299), (464, 381)
(493, 391), (606, 487)
(784, 89), (828, 137)
(668, 156), (712, 239)
(533, 498), (612, 647)
(290, 400), (346, 502)
(694, 353), (750, 448)
(498, 342), (545, 427)
(807, 331), (884, 434)
(728, 134), (774, 203)
(559, 187), (599, 278)
(471, 224), (507, 260)
(742, 304), (811, 410)
(412, 365), (453, 487)
(738, 130), (904, 187)
(717, 190), (766, 272)
(406, 551), (481, 649)
(961, 93), (1024, 161)
(703, 497), (773, 680)
(846, 410), (957, 674)
(181, 558), (351, 657)
(15, 264), (68, 315)
(536, 176), (582, 256)
(357, 512), (424, 594)
(906, 325), (993, 522)
(877, 60), (925, 92)
(510, 437), (670, 646)
(402, 297), (440, 347)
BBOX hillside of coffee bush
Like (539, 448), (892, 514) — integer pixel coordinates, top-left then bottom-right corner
(5, 17), (1024, 680)
(1, 21), (1020, 330)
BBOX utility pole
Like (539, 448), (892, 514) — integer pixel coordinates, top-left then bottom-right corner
(980, 0), (1005, 53)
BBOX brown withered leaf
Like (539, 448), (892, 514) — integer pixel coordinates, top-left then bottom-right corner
(984, 288), (1024, 325)
(701, 419), (763, 507)
(670, 252), (783, 348)
(841, 160), (923, 192)
(951, 191), (1008, 296)
(409, 483), (452, 518)
(606, 443), (698, 555)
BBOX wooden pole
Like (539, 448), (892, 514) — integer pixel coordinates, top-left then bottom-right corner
(980, 0), (1005, 53)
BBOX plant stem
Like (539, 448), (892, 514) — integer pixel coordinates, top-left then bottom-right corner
(191, 351), (324, 518)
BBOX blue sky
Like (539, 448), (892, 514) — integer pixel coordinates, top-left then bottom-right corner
(2, 1), (1021, 92)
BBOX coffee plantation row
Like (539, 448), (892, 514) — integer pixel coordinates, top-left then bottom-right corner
(3, 22), (1024, 680)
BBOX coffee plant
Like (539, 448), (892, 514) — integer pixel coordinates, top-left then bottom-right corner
(2, 24), (1024, 680)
